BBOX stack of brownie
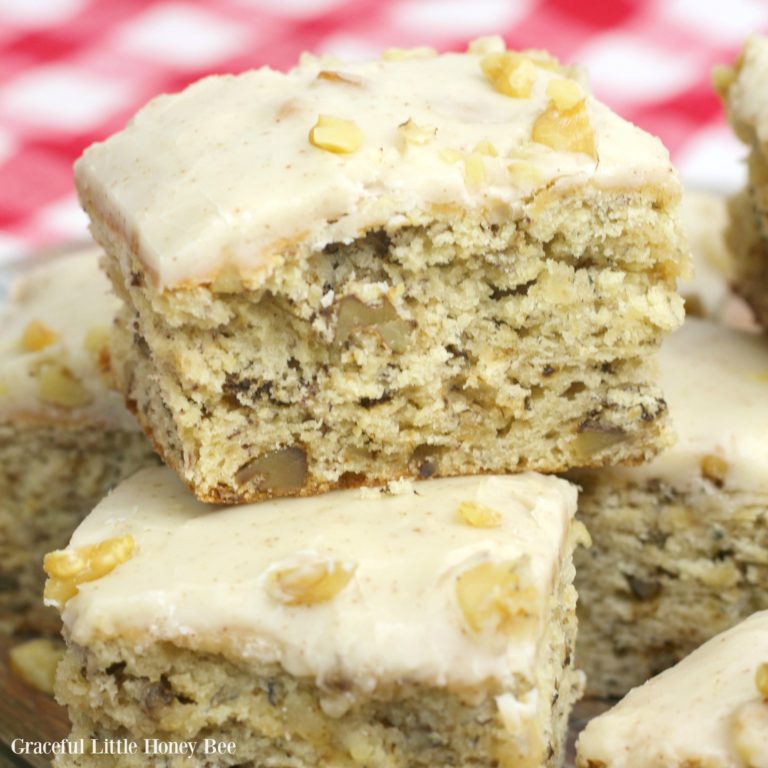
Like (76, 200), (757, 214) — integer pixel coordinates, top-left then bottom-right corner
(11, 34), (765, 768)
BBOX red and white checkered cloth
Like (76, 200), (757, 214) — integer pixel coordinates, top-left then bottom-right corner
(0, 0), (764, 264)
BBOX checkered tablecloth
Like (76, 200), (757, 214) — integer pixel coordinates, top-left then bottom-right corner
(0, 0), (764, 264)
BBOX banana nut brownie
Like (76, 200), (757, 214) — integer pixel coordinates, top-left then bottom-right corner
(74, 38), (688, 503)
(577, 611), (768, 768)
(0, 249), (157, 636)
(46, 468), (585, 768)
(572, 317), (768, 697)
(717, 35), (768, 328)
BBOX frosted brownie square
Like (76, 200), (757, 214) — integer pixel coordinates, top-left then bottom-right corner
(718, 35), (768, 328)
(577, 611), (768, 768)
(46, 468), (584, 768)
(75, 38), (687, 503)
(0, 250), (157, 636)
(572, 318), (768, 696)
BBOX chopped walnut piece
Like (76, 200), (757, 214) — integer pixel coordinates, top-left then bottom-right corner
(235, 446), (307, 492)
(456, 557), (539, 635)
(309, 115), (363, 154)
(480, 52), (537, 98)
(267, 559), (356, 606)
(335, 295), (411, 353)
(474, 140), (498, 156)
(397, 119), (436, 148)
(21, 320), (58, 352)
(546, 77), (585, 111)
(382, 46), (437, 61)
(701, 454), (728, 485)
(573, 426), (626, 458)
(10, 638), (64, 694)
(463, 153), (486, 187)
(757, 662), (768, 700)
(37, 362), (92, 408)
(439, 148), (464, 164)
(507, 160), (544, 188)
(457, 500), (502, 528)
(316, 70), (364, 86)
(525, 49), (564, 72)
(732, 698), (768, 768)
(532, 88), (597, 160)
(468, 36), (506, 55)
(44, 534), (135, 608)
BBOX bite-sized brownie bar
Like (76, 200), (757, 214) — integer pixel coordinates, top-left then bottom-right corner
(577, 611), (768, 768)
(47, 467), (584, 768)
(718, 35), (768, 328)
(0, 249), (157, 636)
(75, 38), (688, 503)
(572, 317), (768, 697)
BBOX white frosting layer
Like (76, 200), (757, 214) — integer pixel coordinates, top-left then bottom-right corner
(577, 611), (768, 768)
(602, 317), (768, 491)
(60, 468), (577, 692)
(0, 249), (138, 431)
(74, 45), (678, 291)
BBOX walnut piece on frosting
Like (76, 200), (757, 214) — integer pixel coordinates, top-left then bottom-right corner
(309, 115), (363, 154)
(397, 118), (437, 148)
(731, 697), (768, 768)
(474, 140), (498, 157)
(480, 52), (537, 99)
(315, 70), (364, 87)
(44, 534), (136, 608)
(37, 361), (92, 408)
(266, 559), (356, 606)
(456, 557), (539, 635)
(546, 78), (585, 111)
(532, 78), (597, 160)
(457, 500), (502, 528)
(20, 320), (58, 352)
(463, 153), (486, 187)
(467, 36), (506, 55)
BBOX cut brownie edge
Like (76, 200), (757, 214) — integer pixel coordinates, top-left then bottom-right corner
(96, 186), (683, 503)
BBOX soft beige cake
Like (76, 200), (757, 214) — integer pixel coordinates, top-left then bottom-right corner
(75, 38), (687, 503)
(718, 35), (768, 328)
(576, 611), (768, 768)
(0, 250), (157, 636)
(47, 467), (584, 768)
(573, 317), (768, 696)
